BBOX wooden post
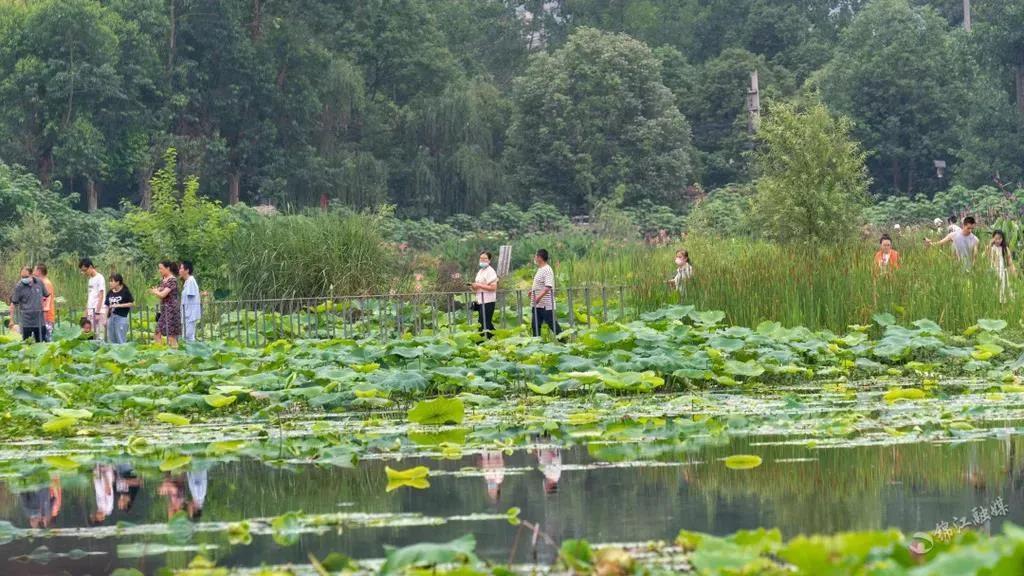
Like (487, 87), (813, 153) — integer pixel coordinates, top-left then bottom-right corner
(1017, 65), (1024, 115)
(747, 70), (761, 134)
(963, 0), (971, 32)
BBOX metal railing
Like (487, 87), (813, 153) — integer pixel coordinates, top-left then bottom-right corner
(0, 285), (676, 346)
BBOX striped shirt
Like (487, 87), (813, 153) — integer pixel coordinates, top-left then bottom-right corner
(531, 264), (555, 310)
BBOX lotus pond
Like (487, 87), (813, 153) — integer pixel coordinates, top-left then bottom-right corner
(6, 306), (1024, 574)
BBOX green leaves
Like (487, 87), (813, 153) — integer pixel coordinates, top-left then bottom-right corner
(203, 394), (237, 409)
(723, 454), (763, 470)
(385, 466), (431, 492)
(379, 534), (477, 576)
(156, 413), (190, 427)
(407, 397), (465, 425)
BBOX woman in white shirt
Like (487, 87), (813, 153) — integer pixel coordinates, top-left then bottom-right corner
(670, 249), (694, 294)
(471, 251), (498, 339)
(989, 230), (1016, 304)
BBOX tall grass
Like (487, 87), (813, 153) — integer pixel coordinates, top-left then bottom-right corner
(561, 231), (1024, 332)
(225, 213), (395, 300)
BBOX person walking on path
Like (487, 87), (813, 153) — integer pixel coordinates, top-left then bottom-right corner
(151, 261), (181, 347)
(530, 249), (561, 338)
(927, 216), (979, 268)
(179, 261), (201, 342)
(988, 230), (1016, 304)
(33, 264), (55, 341)
(874, 235), (900, 274)
(104, 273), (135, 344)
(10, 266), (49, 342)
(79, 258), (106, 339)
(471, 251), (498, 339)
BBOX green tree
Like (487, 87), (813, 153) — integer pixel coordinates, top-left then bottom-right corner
(750, 100), (870, 243)
(818, 0), (964, 196)
(506, 27), (693, 212)
(119, 149), (238, 281)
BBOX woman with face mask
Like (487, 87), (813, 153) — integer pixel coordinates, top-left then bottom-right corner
(471, 251), (499, 339)
(670, 250), (694, 295)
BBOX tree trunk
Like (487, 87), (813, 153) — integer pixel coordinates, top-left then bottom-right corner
(891, 158), (901, 194)
(228, 171), (241, 205)
(251, 0), (262, 40)
(320, 193), (329, 210)
(37, 149), (53, 187)
(1016, 65), (1024, 115)
(86, 178), (98, 212)
(167, 0), (176, 75)
(139, 169), (153, 209)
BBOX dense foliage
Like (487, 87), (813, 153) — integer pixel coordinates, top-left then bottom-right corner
(0, 0), (1022, 216)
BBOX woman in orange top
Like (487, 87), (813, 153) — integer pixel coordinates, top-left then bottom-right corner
(875, 234), (900, 273)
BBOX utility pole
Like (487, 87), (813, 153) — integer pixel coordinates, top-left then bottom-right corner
(963, 0), (971, 32)
(747, 70), (761, 134)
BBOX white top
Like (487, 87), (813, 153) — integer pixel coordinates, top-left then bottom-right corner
(474, 266), (498, 305)
(87, 273), (106, 315)
(93, 466), (114, 516)
(182, 276), (202, 321)
(531, 265), (555, 310)
(948, 224), (962, 235)
(187, 469), (208, 508)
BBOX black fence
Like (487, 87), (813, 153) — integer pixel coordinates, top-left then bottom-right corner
(0, 285), (679, 346)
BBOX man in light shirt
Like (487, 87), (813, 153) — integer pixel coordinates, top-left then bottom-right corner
(470, 251), (498, 339)
(179, 260), (202, 342)
(79, 258), (106, 339)
(926, 216), (979, 268)
(530, 248), (561, 338)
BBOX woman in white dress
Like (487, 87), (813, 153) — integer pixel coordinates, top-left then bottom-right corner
(989, 230), (1016, 304)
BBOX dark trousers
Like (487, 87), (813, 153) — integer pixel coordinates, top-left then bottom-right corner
(22, 326), (44, 342)
(531, 307), (561, 337)
(477, 301), (495, 338)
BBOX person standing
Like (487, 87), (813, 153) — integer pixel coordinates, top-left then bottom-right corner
(471, 252), (498, 339)
(179, 261), (201, 342)
(530, 249), (561, 338)
(33, 264), (55, 342)
(874, 235), (901, 274)
(151, 261), (181, 347)
(79, 258), (106, 339)
(926, 216), (979, 268)
(989, 230), (1016, 304)
(10, 266), (49, 342)
(104, 274), (135, 344)
(670, 249), (694, 293)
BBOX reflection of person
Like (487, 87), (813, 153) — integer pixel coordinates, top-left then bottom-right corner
(151, 261), (181, 347)
(158, 474), (188, 520)
(20, 476), (62, 529)
(533, 435), (562, 494)
(115, 463), (142, 512)
(187, 469), (207, 519)
(989, 230), (1017, 304)
(874, 235), (900, 274)
(90, 465), (116, 525)
(479, 451), (505, 502)
(471, 252), (498, 339)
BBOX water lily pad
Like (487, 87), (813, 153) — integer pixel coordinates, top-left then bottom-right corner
(407, 397), (464, 425)
(724, 454), (763, 470)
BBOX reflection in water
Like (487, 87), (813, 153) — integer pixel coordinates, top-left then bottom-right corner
(2, 437), (1024, 574)
(19, 476), (61, 529)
